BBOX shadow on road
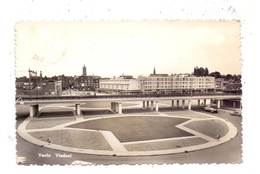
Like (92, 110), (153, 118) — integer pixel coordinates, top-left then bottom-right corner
(82, 110), (114, 116)
(38, 111), (74, 118)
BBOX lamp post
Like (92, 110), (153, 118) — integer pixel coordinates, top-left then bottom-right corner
(28, 69), (37, 100)
(189, 76), (192, 96)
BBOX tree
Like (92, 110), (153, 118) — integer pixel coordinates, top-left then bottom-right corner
(209, 71), (221, 78)
(193, 66), (209, 77)
(205, 68), (209, 76)
(199, 67), (205, 76)
(225, 74), (233, 81)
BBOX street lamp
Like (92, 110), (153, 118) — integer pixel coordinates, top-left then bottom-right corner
(28, 69), (37, 100)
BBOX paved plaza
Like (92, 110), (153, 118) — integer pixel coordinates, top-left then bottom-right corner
(17, 101), (238, 157)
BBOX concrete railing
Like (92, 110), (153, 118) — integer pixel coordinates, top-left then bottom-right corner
(16, 93), (241, 102)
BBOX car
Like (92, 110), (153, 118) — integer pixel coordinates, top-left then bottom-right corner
(204, 105), (218, 113)
(230, 109), (242, 116)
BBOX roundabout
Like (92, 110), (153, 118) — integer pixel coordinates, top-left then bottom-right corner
(17, 108), (238, 156)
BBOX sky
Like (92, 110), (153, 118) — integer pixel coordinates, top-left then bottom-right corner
(15, 20), (242, 78)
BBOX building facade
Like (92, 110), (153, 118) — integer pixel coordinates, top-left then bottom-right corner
(74, 75), (100, 91)
(215, 78), (225, 91)
(99, 72), (215, 94)
(138, 74), (215, 93)
(99, 75), (141, 93)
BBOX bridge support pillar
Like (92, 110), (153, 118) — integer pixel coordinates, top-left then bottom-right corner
(204, 99), (206, 107)
(146, 101), (150, 109)
(30, 104), (39, 117)
(217, 100), (221, 109)
(151, 101), (154, 110)
(75, 104), (81, 115)
(177, 100), (179, 108)
(111, 102), (114, 111)
(155, 101), (159, 111)
(143, 101), (145, 108)
(172, 100), (174, 107)
(115, 103), (119, 113)
(118, 102), (122, 114)
(188, 100), (191, 110)
(113, 102), (116, 111)
(198, 99), (200, 106)
(182, 100), (185, 109)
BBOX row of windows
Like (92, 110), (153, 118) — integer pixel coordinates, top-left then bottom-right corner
(80, 80), (93, 82)
(145, 82), (214, 85)
(145, 85), (214, 89)
(100, 84), (129, 89)
(101, 80), (131, 83)
(146, 77), (214, 81)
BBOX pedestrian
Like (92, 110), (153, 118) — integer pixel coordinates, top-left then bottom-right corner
(216, 135), (220, 141)
(47, 138), (51, 145)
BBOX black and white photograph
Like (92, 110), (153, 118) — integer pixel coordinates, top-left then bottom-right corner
(15, 20), (242, 165)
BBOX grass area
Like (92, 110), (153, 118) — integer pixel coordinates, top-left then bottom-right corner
(67, 116), (193, 143)
(26, 118), (76, 129)
(184, 119), (229, 139)
(29, 130), (113, 151)
(124, 137), (208, 151)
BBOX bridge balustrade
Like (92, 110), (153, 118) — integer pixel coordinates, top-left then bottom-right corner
(15, 92), (241, 102)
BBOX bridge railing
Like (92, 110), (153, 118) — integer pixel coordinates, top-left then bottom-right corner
(15, 92), (242, 101)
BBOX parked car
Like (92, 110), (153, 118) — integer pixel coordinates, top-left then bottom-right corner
(204, 105), (218, 113)
(230, 109), (242, 117)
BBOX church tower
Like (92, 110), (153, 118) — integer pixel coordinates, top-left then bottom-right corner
(83, 64), (87, 76)
(40, 71), (42, 83)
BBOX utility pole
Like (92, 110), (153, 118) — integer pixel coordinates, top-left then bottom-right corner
(190, 75), (193, 96)
(29, 69), (37, 100)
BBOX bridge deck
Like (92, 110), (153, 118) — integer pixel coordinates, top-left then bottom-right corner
(16, 94), (242, 105)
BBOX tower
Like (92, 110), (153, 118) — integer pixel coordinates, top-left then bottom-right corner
(83, 64), (87, 76)
(40, 71), (42, 83)
(153, 67), (156, 75)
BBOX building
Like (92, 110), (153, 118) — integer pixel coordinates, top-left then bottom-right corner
(37, 80), (62, 95)
(74, 75), (100, 91)
(99, 68), (216, 94)
(16, 76), (35, 95)
(99, 75), (141, 94)
(72, 65), (100, 91)
(57, 74), (74, 90)
(16, 70), (63, 96)
(137, 68), (215, 93)
(82, 64), (87, 76)
(215, 78), (225, 91)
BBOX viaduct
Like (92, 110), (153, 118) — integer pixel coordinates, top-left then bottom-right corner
(16, 93), (241, 117)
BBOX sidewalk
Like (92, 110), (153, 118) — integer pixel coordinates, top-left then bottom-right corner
(218, 106), (241, 114)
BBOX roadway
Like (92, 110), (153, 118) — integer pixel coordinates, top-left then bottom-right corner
(16, 102), (242, 164)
